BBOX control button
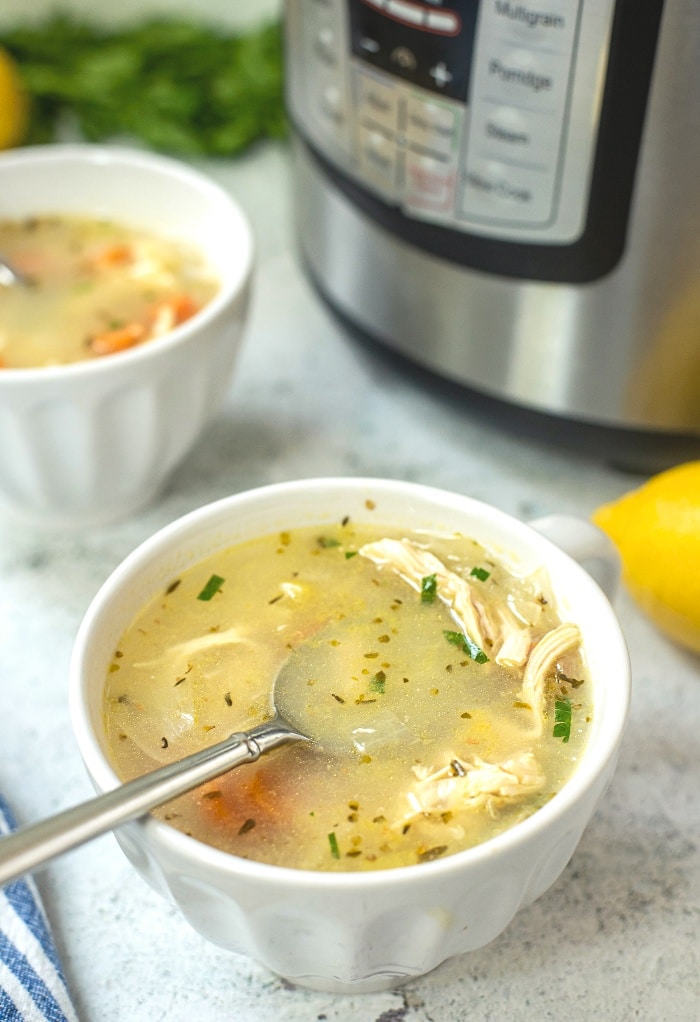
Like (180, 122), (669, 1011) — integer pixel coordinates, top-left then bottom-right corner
(386, 0), (425, 28)
(484, 106), (531, 146)
(314, 26), (337, 66)
(315, 80), (346, 132)
(357, 72), (400, 133)
(358, 126), (398, 192)
(405, 151), (455, 211)
(405, 95), (457, 157)
(358, 36), (381, 55)
(472, 103), (560, 164)
(425, 9), (460, 36)
(460, 158), (554, 224)
(429, 62), (453, 89)
(487, 0), (577, 48)
(486, 49), (555, 97)
(390, 46), (418, 71)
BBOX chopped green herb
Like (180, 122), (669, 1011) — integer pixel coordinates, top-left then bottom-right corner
(443, 629), (489, 664)
(328, 831), (340, 859)
(421, 573), (437, 603)
(197, 574), (225, 601)
(238, 818), (256, 835)
(470, 566), (491, 582)
(317, 535), (341, 548)
(345, 550), (359, 559)
(553, 698), (572, 742)
(165, 578), (181, 595)
(369, 670), (386, 694)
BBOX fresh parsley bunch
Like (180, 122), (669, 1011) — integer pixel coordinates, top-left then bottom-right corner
(0, 15), (286, 156)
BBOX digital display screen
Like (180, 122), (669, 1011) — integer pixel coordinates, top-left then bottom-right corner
(349, 0), (480, 101)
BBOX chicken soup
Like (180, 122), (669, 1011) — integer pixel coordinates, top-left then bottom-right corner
(0, 214), (218, 368)
(103, 519), (592, 872)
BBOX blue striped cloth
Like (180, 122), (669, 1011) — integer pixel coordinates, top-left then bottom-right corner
(0, 796), (78, 1022)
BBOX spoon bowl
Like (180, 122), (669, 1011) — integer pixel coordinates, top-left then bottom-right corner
(0, 658), (310, 888)
(0, 612), (432, 888)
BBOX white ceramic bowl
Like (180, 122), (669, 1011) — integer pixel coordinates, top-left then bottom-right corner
(0, 144), (254, 528)
(69, 478), (630, 993)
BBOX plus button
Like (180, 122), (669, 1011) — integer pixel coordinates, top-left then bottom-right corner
(429, 61), (453, 88)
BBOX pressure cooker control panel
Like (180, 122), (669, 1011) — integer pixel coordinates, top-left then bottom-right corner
(287, 0), (619, 244)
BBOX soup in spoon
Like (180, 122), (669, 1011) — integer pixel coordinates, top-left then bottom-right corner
(103, 519), (591, 872)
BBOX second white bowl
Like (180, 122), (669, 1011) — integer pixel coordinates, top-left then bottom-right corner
(0, 144), (254, 528)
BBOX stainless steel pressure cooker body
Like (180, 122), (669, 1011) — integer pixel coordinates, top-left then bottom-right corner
(285, 0), (700, 468)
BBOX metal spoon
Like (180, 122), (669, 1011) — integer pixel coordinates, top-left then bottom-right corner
(0, 653), (313, 888)
(0, 255), (30, 287)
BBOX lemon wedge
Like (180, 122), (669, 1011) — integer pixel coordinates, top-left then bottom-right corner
(593, 461), (700, 653)
(0, 46), (29, 150)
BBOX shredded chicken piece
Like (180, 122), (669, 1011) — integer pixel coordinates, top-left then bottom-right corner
(359, 538), (491, 649)
(401, 751), (545, 823)
(518, 623), (582, 734)
(359, 537), (531, 661)
(493, 606), (533, 667)
(133, 626), (250, 668)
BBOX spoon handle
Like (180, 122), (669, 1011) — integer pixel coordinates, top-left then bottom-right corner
(0, 720), (302, 887)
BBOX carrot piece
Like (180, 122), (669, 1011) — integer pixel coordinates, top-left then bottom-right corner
(149, 294), (200, 336)
(92, 243), (134, 269)
(89, 322), (146, 356)
(198, 765), (283, 832)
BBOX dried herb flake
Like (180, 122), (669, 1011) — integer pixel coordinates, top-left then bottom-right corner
(369, 671), (386, 694)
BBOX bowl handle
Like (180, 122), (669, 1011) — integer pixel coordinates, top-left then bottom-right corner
(528, 515), (621, 601)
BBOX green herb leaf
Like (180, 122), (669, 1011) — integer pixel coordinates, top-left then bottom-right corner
(317, 536), (341, 548)
(328, 831), (340, 859)
(420, 573), (437, 603)
(553, 698), (572, 742)
(443, 629), (489, 664)
(369, 670), (386, 694)
(197, 574), (225, 601)
(470, 566), (491, 582)
(0, 15), (286, 155)
(344, 550), (358, 559)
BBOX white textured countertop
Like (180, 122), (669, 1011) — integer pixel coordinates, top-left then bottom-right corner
(1, 4), (699, 1019)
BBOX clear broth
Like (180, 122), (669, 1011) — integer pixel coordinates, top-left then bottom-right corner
(103, 521), (592, 872)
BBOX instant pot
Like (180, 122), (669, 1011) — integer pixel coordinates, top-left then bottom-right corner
(285, 0), (700, 468)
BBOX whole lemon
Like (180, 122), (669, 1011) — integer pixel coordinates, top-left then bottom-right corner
(593, 461), (700, 654)
(0, 46), (29, 150)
